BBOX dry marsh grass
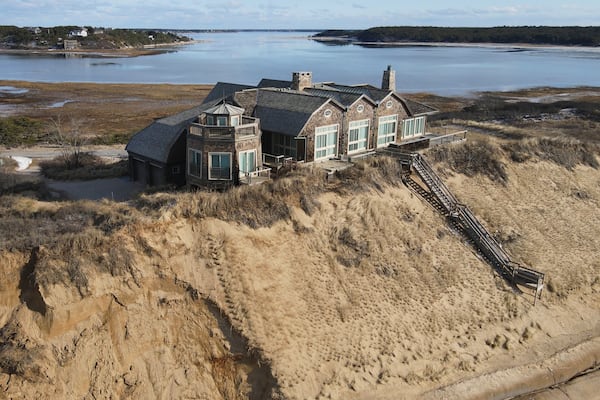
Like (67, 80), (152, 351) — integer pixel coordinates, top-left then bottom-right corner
(440, 119), (529, 139)
(427, 136), (599, 182)
(503, 137), (600, 169)
(430, 89), (600, 144)
(0, 80), (213, 143)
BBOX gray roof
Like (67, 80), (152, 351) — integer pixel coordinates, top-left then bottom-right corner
(403, 98), (438, 116)
(126, 104), (208, 163)
(257, 78), (292, 89)
(327, 84), (391, 102)
(253, 89), (332, 136)
(310, 83), (437, 115)
(203, 82), (256, 105)
(303, 88), (368, 107)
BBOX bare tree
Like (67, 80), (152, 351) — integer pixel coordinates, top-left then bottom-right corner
(48, 115), (88, 169)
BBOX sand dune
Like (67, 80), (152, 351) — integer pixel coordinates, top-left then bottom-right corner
(1, 157), (599, 399)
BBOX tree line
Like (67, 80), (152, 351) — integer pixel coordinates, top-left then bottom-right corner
(0, 26), (190, 49)
(315, 26), (600, 46)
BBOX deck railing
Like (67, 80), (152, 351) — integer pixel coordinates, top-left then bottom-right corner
(189, 122), (259, 140)
(240, 167), (272, 184)
(262, 153), (295, 169)
(429, 130), (468, 147)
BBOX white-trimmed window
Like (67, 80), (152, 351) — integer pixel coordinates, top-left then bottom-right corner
(230, 115), (240, 126)
(238, 149), (256, 175)
(348, 119), (369, 153)
(217, 116), (227, 126)
(188, 149), (202, 178)
(206, 115), (214, 125)
(401, 116), (427, 139)
(377, 115), (397, 147)
(209, 152), (232, 180)
(315, 124), (338, 160)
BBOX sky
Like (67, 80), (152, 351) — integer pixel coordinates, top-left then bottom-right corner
(2, 0), (599, 30)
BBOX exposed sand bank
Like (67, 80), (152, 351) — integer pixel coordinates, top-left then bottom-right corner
(1, 154), (599, 399)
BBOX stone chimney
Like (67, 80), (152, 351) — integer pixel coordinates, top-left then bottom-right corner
(291, 72), (312, 91)
(381, 65), (396, 91)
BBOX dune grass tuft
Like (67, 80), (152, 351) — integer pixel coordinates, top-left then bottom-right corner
(40, 153), (128, 180)
(137, 155), (405, 229)
(427, 140), (508, 183)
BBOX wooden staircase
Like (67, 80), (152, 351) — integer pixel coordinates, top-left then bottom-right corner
(391, 150), (545, 304)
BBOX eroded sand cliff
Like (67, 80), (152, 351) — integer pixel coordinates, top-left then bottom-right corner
(1, 157), (599, 399)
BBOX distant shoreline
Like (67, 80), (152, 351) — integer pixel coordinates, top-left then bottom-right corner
(312, 37), (600, 52)
(0, 39), (202, 58)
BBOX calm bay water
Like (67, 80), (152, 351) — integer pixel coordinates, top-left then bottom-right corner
(1, 31), (600, 96)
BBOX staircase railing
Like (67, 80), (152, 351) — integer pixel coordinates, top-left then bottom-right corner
(386, 149), (545, 304)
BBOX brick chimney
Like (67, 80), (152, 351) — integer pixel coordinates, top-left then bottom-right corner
(291, 72), (312, 91)
(381, 65), (396, 91)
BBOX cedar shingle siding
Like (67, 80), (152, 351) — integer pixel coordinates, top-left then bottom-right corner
(126, 67), (437, 187)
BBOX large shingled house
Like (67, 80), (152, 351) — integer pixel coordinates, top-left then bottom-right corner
(126, 66), (437, 188)
(125, 106), (204, 186)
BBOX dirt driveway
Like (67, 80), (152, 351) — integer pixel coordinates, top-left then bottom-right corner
(2, 145), (144, 201)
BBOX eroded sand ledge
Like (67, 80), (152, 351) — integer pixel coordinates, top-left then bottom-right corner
(424, 336), (600, 400)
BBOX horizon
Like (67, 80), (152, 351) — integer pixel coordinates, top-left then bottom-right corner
(4, 26), (600, 32)
(2, 1), (600, 30)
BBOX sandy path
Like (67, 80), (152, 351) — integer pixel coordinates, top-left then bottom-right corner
(0, 145), (127, 161)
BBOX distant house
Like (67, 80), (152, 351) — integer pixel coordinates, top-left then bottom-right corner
(69, 28), (88, 38)
(63, 40), (79, 50)
(126, 66), (437, 188)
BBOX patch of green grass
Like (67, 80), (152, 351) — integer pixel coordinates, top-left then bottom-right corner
(0, 117), (47, 146)
(91, 131), (133, 145)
